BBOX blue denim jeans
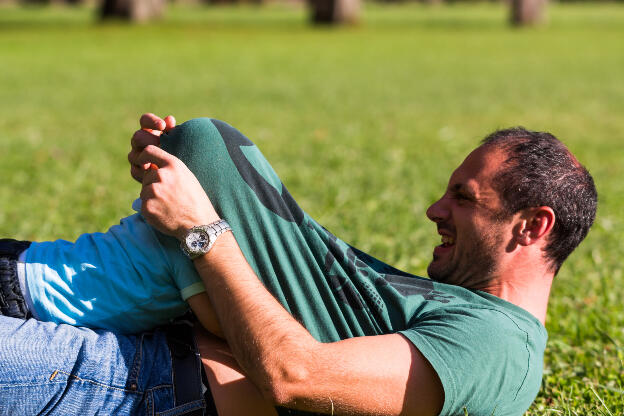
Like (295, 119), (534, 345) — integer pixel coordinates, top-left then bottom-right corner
(0, 316), (203, 415)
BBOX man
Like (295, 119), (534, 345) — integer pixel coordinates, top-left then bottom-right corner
(0, 114), (596, 415)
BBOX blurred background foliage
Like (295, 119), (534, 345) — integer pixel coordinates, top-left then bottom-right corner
(2, 0), (605, 25)
(1, 0), (623, 414)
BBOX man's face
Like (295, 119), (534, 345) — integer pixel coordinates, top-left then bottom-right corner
(426, 146), (513, 289)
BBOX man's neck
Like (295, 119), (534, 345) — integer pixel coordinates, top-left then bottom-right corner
(481, 265), (554, 325)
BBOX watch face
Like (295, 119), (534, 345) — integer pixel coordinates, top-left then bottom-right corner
(186, 230), (210, 253)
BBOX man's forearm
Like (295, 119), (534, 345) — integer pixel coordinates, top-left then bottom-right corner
(192, 232), (323, 408)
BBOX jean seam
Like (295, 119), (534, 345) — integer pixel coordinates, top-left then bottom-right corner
(168, 339), (176, 403)
(127, 332), (144, 389)
(54, 369), (163, 394)
(147, 388), (154, 416)
(147, 384), (189, 416)
(0, 380), (68, 388)
(154, 398), (205, 416)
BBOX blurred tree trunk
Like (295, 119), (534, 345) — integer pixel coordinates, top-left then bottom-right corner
(100, 0), (166, 22)
(510, 0), (546, 26)
(49, 0), (83, 5)
(308, 0), (360, 24)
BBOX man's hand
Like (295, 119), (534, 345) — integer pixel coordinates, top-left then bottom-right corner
(128, 113), (176, 183)
(138, 145), (220, 240)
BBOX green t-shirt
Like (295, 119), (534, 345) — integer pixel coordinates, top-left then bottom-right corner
(162, 118), (548, 416)
(399, 284), (547, 415)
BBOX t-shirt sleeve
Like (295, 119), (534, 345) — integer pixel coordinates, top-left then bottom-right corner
(150, 228), (206, 300)
(133, 198), (206, 300)
(174, 260), (206, 300)
(399, 306), (542, 416)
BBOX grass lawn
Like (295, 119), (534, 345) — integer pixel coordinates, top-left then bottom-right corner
(1, 2), (622, 413)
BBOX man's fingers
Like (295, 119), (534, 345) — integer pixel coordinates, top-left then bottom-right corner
(128, 148), (151, 168)
(137, 145), (175, 170)
(131, 113), (175, 185)
(128, 148), (139, 165)
(140, 166), (160, 186)
(140, 182), (157, 203)
(130, 164), (144, 183)
(130, 143), (165, 183)
(140, 113), (166, 131)
(132, 129), (161, 150)
(164, 115), (176, 132)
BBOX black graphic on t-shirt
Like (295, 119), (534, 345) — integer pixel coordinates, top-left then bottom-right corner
(377, 274), (454, 303)
(323, 230), (368, 311)
(341, 243), (454, 303)
(317, 220), (454, 314)
(214, 120), (304, 225)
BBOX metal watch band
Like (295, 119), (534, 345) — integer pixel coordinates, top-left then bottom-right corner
(207, 219), (231, 238)
(181, 219), (231, 260)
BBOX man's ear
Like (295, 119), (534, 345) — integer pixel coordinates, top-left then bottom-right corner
(514, 207), (556, 246)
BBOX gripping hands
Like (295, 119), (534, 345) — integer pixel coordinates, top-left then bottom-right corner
(128, 113), (176, 183)
(129, 113), (220, 241)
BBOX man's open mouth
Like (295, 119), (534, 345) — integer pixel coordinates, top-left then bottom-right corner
(441, 235), (455, 247)
(433, 234), (455, 257)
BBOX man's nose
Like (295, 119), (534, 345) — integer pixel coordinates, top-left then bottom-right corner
(426, 195), (449, 223)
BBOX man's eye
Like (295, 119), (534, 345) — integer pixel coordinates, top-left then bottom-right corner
(454, 193), (472, 202)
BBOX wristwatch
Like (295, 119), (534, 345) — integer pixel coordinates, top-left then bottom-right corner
(180, 219), (231, 260)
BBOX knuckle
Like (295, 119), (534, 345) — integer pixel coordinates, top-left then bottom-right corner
(140, 113), (154, 127)
(142, 129), (159, 142)
(151, 183), (163, 198)
(133, 132), (147, 147)
(131, 134), (142, 148)
(131, 168), (143, 181)
(173, 157), (184, 170)
(143, 198), (157, 214)
(143, 182), (155, 193)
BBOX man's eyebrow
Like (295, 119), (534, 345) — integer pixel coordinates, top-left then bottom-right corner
(450, 183), (477, 199)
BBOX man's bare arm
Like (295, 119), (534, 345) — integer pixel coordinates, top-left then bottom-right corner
(195, 327), (278, 416)
(185, 292), (222, 338)
(137, 145), (444, 415)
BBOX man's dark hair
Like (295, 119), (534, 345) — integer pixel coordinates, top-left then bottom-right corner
(481, 127), (597, 274)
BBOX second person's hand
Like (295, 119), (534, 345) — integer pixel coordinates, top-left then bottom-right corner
(128, 113), (176, 183)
